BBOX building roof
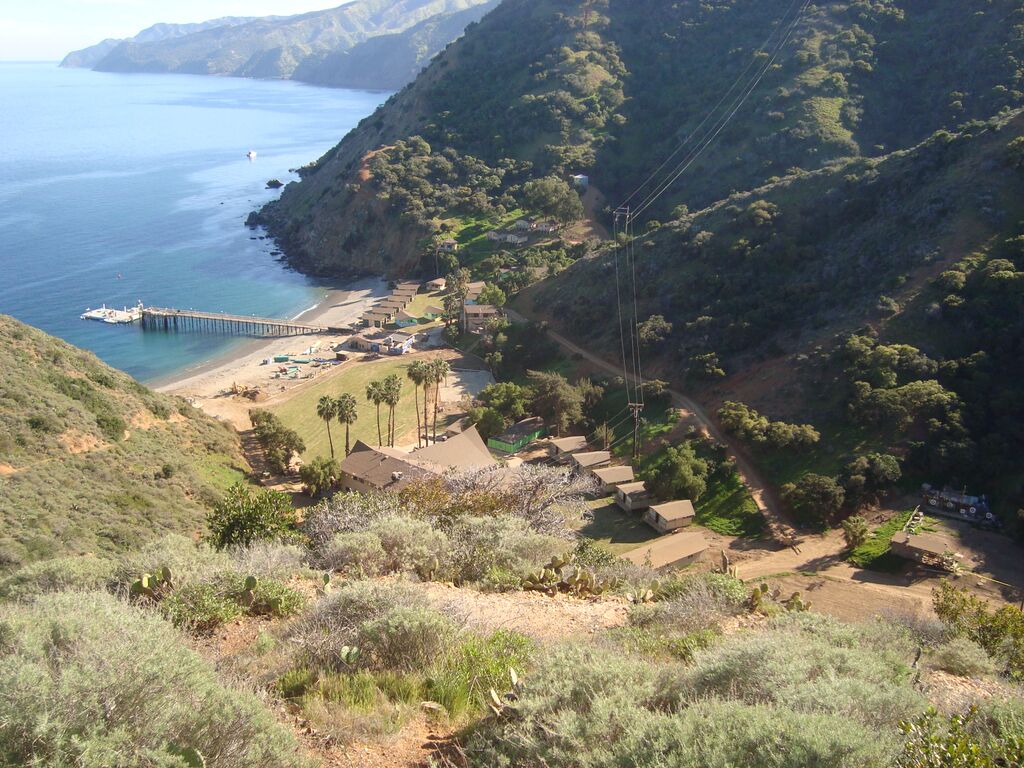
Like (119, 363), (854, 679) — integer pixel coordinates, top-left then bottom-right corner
(396, 281), (421, 290)
(891, 531), (955, 556)
(424, 305), (445, 315)
(572, 451), (611, 469)
(649, 500), (696, 522)
(616, 481), (650, 497)
(338, 442), (432, 491)
(465, 281), (487, 299)
(494, 417), (546, 442)
(622, 532), (708, 569)
(411, 426), (496, 470)
(550, 436), (589, 453)
(592, 465), (635, 485)
(396, 310), (418, 321)
(426, 278), (446, 288)
(365, 308), (395, 318)
(464, 304), (500, 316)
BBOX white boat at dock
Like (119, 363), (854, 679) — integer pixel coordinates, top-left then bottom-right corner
(80, 302), (143, 325)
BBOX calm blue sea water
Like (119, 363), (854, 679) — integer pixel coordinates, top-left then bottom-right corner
(0, 63), (384, 382)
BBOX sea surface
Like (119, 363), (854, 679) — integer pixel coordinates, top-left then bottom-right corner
(0, 62), (385, 382)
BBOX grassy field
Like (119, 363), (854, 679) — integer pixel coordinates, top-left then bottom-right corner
(573, 498), (659, 555)
(847, 510), (914, 571)
(695, 470), (765, 537)
(270, 357), (444, 460)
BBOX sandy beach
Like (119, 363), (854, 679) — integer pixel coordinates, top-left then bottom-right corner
(155, 275), (390, 428)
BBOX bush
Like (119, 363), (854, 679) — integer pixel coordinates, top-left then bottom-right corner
(356, 606), (457, 672)
(782, 474), (845, 525)
(427, 630), (533, 717)
(0, 555), (115, 601)
(291, 581), (427, 670)
(317, 531), (387, 575)
(230, 541), (307, 579)
(207, 483), (298, 551)
(368, 516), (448, 575)
(161, 582), (244, 632)
(447, 515), (566, 582)
(0, 592), (304, 766)
(111, 534), (235, 590)
(928, 636), (997, 677)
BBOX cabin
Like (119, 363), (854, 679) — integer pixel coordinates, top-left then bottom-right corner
(395, 281), (421, 293)
(548, 435), (589, 460)
(465, 281), (487, 304)
(462, 304), (502, 333)
(505, 233), (529, 246)
(615, 481), (652, 513)
(423, 304), (445, 320)
(380, 298), (408, 312)
(439, 238), (459, 253)
(571, 173), (590, 189)
(363, 308), (396, 328)
(488, 417), (547, 453)
(590, 465), (635, 494)
(338, 442), (432, 493)
(485, 231), (503, 242)
(513, 218), (535, 231)
(395, 310), (419, 328)
(535, 220), (559, 234)
(385, 332), (416, 355)
(643, 500), (695, 534)
(622, 531), (708, 570)
(425, 278), (446, 292)
(571, 451), (612, 471)
(890, 531), (959, 567)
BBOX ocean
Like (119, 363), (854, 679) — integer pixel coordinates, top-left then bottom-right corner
(0, 62), (385, 382)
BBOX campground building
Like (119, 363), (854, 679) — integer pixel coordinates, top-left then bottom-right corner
(591, 465), (635, 494)
(488, 417), (547, 453)
(622, 531), (708, 570)
(643, 500), (695, 534)
(548, 436), (589, 461)
(615, 481), (652, 513)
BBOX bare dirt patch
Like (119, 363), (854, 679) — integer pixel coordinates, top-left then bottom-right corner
(415, 581), (629, 641)
(0, 462), (17, 476)
(58, 429), (105, 455)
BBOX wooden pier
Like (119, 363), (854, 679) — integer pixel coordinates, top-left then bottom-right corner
(140, 307), (344, 338)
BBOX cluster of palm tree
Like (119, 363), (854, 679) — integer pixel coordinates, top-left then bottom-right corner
(315, 393), (358, 459)
(406, 357), (451, 448)
(315, 357), (453, 454)
(365, 373), (404, 447)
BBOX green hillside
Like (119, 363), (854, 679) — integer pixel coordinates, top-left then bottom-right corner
(258, 0), (1024, 276)
(0, 316), (248, 567)
(533, 113), (1024, 515)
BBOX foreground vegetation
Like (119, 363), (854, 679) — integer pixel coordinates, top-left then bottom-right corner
(0, 315), (247, 567)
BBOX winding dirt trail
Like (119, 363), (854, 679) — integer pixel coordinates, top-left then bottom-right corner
(506, 308), (796, 543)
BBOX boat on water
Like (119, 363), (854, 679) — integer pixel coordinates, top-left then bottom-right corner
(246, 150), (257, 160)
(81, 302), (143, 325)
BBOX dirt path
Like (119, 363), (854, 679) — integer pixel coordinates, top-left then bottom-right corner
(506, 307), (794, 543)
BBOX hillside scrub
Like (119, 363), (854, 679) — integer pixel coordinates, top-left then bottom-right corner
(0, 315), (247, 567)
(0, 591), (306, 767)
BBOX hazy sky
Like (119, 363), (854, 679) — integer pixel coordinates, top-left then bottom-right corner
(1, 1), (345, 61)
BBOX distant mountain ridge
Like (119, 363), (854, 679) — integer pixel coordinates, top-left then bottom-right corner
(60, 17), (260, 69)
(60, 0), (498, 90)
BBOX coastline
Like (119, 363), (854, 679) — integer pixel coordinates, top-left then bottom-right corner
(154, 274), (389, 429)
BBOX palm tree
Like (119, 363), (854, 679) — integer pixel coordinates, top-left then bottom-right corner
(382, 373), (403, 446)
(407, 360), (428, 448)
(335, 393), (358, 456)
(428, 358), (451, 443)
(316, 395), (338, 458)
(366, 380), (385, 446)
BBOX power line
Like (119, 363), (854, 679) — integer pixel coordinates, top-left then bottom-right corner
(618, 0), (804, 210)
(630, 0), (811, 219)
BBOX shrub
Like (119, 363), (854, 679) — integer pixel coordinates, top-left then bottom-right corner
(222, 574), (306, 618)
(933, 580), (1024, 678)
(161, 582), (243, 632)
(368, 516), (448, 574)
(291, 581), (427, 670)
(317, 531), (387, 575)
(111, 534), (235, 590)
(929, 636), (997, 677)
(207, 483), (298, 551)
(356, 606), (457, 672)
(0, 555), (115, 601)
(0, 592), (304, 767)
(230, 541), (307, 579)
(782, 474), (845, 525)
(427, 630), (533, 717)
(447, 515), (566, 582)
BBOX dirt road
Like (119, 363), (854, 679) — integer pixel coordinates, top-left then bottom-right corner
(506, 308), (795, 542)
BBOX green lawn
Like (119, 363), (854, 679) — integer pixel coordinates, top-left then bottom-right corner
(572, 498), (659, 555)
(270, 357), (440, 460)
(695, 470), (765, 537)
(847, 510), (914, 571)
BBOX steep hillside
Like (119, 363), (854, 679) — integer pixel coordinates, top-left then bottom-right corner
(81, 0), (495, 89)
(60, 17), (257, 68)
(257, 0), (1024, 276)
(0, 316), (248, 567)
(532, 112), (1024, 514)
